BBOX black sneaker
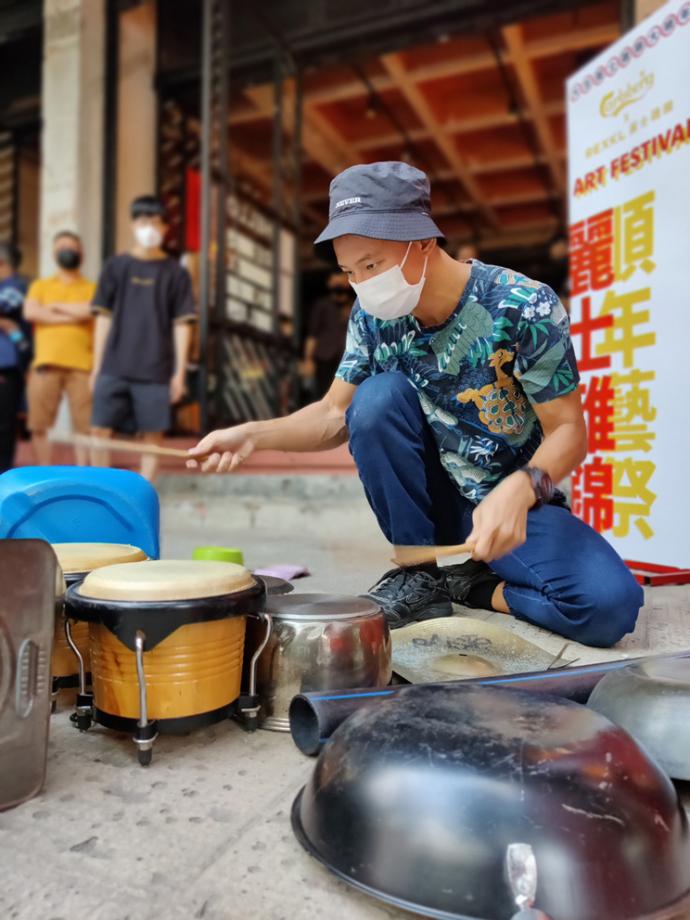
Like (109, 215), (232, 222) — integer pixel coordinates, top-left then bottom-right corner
(365, 565), (452, 629)
(443, 559), (500, 608)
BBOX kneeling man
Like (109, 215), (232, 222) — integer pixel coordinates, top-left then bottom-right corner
(188, 162), (643, 648)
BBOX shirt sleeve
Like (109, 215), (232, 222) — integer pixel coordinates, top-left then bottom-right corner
(335, 304), (373, 386)
(513, 284), (580, 404)
(0, 280), (25, 318)
(26, 279), (43, 303)
(172, 266), (197, 323)
(91, 259), (117, 315)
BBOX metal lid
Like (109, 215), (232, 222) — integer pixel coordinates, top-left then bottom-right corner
(265, 594), (381, 621)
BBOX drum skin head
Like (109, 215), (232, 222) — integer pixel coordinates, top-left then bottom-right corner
(66, 562), (264, 652)
(79, 559), (255, 602)
(52, 543), (146, 575)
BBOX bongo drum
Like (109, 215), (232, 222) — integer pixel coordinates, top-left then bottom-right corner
(51, 543), (146, 710)
(66, 560), (264, 764)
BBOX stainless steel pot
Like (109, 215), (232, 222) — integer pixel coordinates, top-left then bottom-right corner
(588, 655), (690, 780)
(246, 594), (391, 732)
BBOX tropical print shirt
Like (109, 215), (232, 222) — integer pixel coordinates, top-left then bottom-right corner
(336, 260), (580, 503)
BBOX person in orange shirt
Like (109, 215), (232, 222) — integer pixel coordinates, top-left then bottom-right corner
(23, 231), (96, 465)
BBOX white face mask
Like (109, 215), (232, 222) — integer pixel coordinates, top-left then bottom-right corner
(134, 225), (163, 250)
(350, 242), (428, 320)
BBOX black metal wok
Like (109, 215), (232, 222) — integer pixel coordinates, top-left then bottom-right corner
(292, 683), (690, 920)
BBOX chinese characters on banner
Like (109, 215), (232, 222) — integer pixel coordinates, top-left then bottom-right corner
(566, 0), (690, 567)
(570, 192), (657, 540)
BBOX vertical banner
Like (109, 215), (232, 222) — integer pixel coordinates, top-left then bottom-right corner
(566, 1), (690, 568)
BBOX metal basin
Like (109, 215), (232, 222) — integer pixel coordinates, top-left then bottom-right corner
(247, 593), (391, 731)
(588, 656), (690, 781)
(292, 683), (690, 920)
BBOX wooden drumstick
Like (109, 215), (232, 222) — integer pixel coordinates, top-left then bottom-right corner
(393, 542), (473, 567)
(50, 432), (208, 461)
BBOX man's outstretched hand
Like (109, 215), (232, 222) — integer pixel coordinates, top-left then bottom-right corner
(186, 424), (256, 473)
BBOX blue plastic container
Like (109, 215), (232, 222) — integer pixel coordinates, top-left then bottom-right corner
(0, 467), (160, 559)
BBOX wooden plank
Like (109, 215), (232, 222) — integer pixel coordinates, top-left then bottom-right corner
(381, 53), (495, 228)
(351, 100), (564, 152)
(501, 24), (565, 195)
(299, 24), (619, 107)
(244, 83), (359, 177)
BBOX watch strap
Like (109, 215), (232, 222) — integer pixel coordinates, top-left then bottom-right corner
(521, 466), (555, 508)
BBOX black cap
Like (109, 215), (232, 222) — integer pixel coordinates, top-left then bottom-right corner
(314, 161), (444, 258)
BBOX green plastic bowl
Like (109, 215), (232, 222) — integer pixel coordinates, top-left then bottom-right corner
(192, 546), (244, 565)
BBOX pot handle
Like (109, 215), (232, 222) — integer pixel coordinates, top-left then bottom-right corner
(507, 844), (552, 920)
(238, 612), (273, 732)
(249, 612), (272, 698)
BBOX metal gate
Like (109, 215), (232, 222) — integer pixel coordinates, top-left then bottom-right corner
(195, 0), (303, 431)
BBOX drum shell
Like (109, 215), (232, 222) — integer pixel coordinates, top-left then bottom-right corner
(53, 561), (143, 686)
(245, 594), (391, 732)
(90, 615), (247, 721)
(66, 574), (263, 726)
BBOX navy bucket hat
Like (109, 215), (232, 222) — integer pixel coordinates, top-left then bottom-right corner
(313, 161), (444, 259)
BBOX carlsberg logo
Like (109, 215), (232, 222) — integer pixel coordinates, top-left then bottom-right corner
(600, 71), (654, 118)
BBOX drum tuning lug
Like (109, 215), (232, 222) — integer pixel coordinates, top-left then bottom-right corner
(132, 720), (158, 767)
(70, 692), (94, 732)
(237, 694), (261, 732)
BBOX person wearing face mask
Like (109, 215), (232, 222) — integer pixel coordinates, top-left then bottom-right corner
(187, 162), (643, 648)
(90, 195), (196, 482)
(302, 271), (355, 398)
(23, 231), (95, 466)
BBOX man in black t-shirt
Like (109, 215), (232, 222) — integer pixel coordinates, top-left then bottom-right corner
(90, 195), (196, 481)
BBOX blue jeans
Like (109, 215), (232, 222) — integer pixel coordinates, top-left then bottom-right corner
(346, 372), (644, 648)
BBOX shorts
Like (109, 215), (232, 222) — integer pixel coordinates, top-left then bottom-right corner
(91, 373), (171, 434)
(28, 365), (92, 433)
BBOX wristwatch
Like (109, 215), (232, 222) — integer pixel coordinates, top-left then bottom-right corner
(521, 466), (554, 508)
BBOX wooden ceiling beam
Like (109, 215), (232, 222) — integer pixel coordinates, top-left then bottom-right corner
(471, 154), (546, 174)
(353, 126), (429, 151)
(352, 102), (565, 162)
(488, 189), (555, 207)
(526, 22), (619, 59)
(302, 102), (361, 170)
(381, 52), (495, 227)
(244, 83), (351, 178)
(501, 24), (565, 195)
(446, 100), (564, 135)
(299, 23), (619, 108)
